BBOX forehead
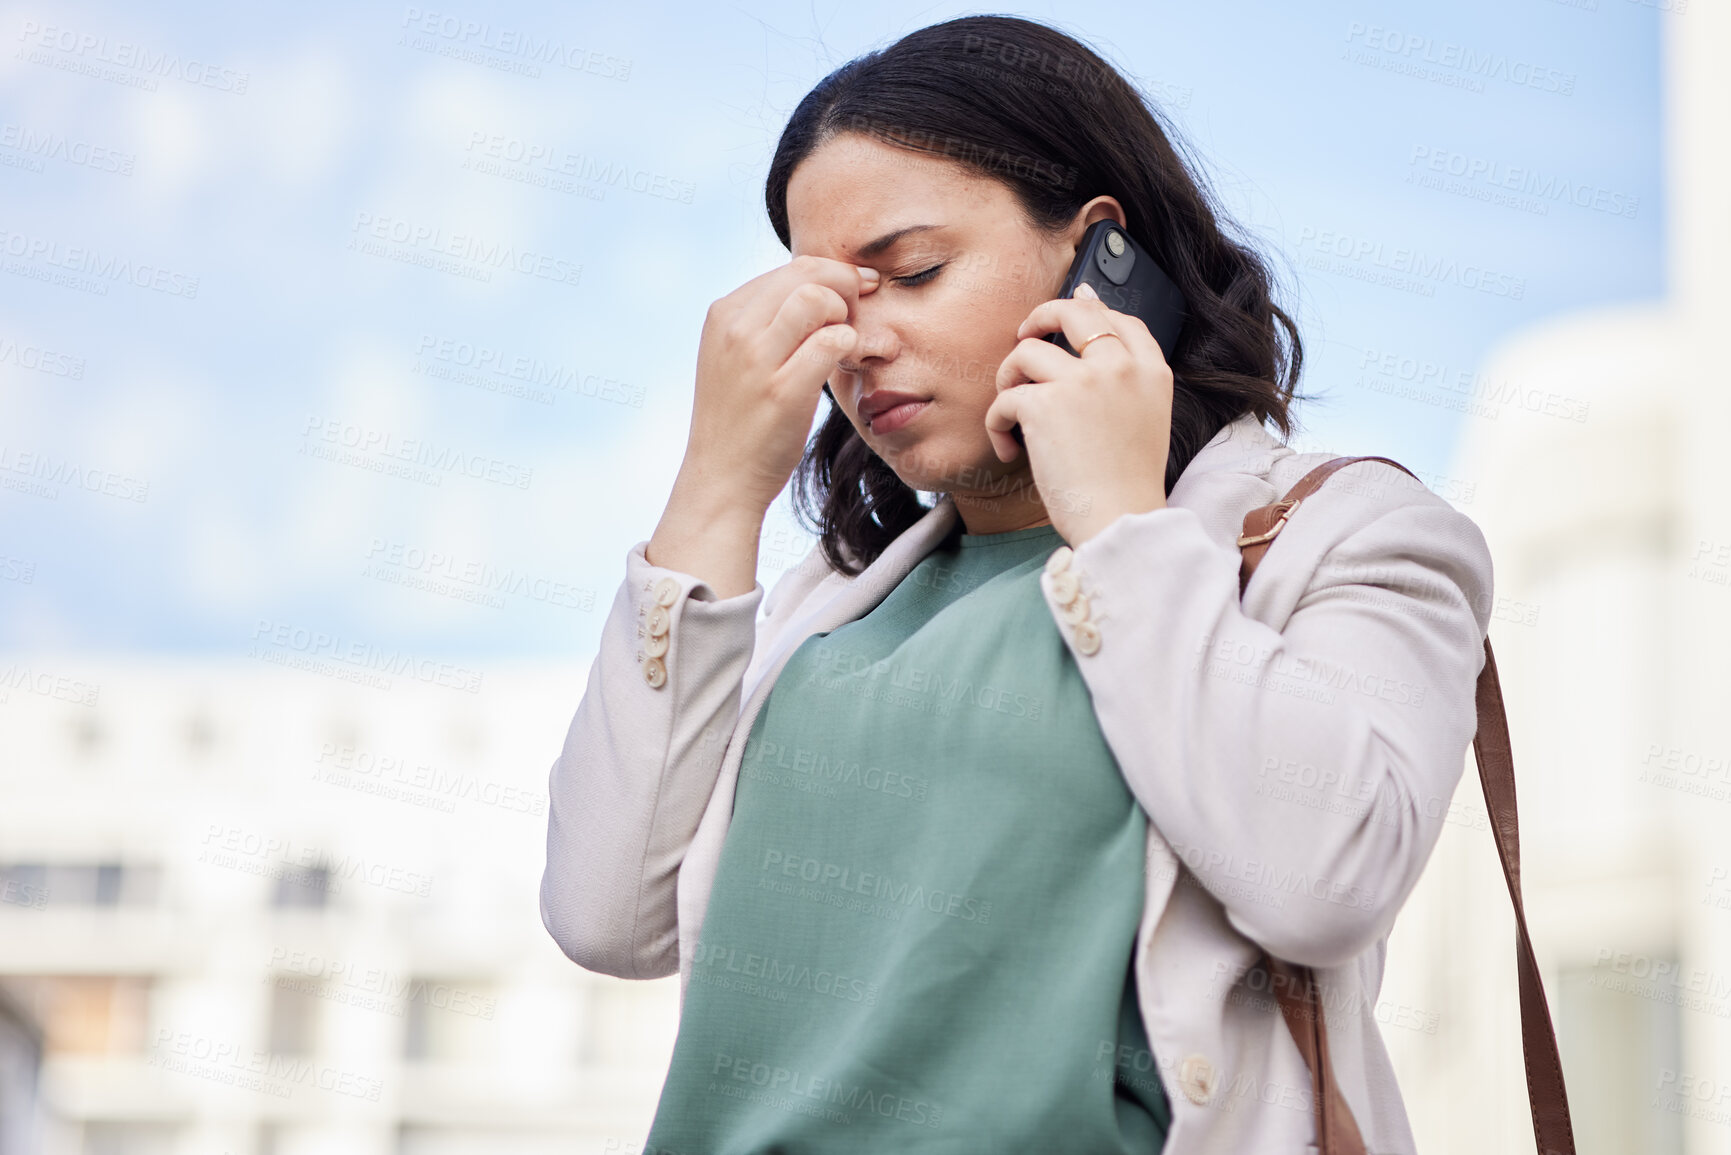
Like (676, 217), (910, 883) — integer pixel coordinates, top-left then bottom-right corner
(786, 133), (1009, 258)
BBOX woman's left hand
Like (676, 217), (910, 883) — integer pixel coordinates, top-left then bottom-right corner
(985, 281), (1174, 547)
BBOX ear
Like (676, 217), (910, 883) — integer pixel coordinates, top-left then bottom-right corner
(1063, 195), (1129, 254)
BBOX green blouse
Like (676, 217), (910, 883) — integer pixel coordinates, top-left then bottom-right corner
(644, 519), (1170, 1153)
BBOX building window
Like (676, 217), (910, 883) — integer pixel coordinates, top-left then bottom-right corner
(266, 979), (319, 1057)
(403, 977), (498, 1064)
(0, 865), (46, 911)
(81, 1121), (178, 1155)
(329, 720), (361, 752)
(2, 976), (151, 1056)
(69, 713), (104, 758)
(0, 863), (160, 908)
(271, 865), (332, 909)
(183, 713), (216, 759)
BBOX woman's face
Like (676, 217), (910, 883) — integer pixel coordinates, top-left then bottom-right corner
(786, 132), (1122, 521)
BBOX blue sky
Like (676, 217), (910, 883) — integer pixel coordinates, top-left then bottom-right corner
(0, 0), (1663, 657)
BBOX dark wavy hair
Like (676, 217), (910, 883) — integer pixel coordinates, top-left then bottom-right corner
(767, 14), (1303, 577)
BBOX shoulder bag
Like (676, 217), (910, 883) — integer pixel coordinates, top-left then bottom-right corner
(1234, 455), (1576, 1155)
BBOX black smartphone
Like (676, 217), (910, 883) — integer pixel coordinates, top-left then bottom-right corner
(1011, 219), (1187, 446)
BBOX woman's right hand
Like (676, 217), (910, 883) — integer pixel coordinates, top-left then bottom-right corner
(682, 255), (880, 518)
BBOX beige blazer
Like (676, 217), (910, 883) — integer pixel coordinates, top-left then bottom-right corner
(540, 412), (1494, 1154)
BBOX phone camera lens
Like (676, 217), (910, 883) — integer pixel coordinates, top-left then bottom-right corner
(1105, 230), (1126, 257)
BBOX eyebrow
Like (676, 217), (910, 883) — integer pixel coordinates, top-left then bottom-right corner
(855, 223), (944, 259)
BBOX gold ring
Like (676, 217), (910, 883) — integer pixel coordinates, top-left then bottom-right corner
(1075, 330), (1122, 355)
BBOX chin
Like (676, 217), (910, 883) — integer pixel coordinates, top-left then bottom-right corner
(879, 433), (977, 493)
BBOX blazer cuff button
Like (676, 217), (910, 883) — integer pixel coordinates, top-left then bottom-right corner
(1050, 569), (1081, 605)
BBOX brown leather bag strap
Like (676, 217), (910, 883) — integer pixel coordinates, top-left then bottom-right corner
(1263, 954), (1367, 1154)
(1236, 455), (1416, 596)
(1471, 639), (1577, 1155)
(1237, 455), (1576, 1155)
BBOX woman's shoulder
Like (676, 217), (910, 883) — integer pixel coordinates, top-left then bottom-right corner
(1187, 415), (1495, 634)
(1190, 413), (1481, 531)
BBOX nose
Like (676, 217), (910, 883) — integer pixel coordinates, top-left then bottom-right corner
(836, 312), (896, 374)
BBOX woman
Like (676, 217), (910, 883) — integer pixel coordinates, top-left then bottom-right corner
(540, 14), (1491, 1154)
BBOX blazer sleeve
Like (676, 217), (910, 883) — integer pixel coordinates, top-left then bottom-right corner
(1047, 469), (1494, 969)
(539, 539), (764, 979)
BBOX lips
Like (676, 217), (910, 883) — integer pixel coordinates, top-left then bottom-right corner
(858, 389), (932, 430)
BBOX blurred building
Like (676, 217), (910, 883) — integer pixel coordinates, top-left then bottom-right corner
(1380, 4), (1731, 1154)
(0, 982), (41, 1155)
(0, 659), (677, 1155)
(2, 9), (1713, 1155)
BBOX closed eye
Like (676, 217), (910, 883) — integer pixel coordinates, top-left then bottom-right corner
(893, 263), (945, 287)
